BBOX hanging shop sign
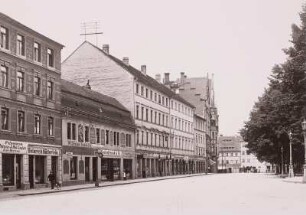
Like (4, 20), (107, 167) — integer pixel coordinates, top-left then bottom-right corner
(67, 140), (91, 148)
(0, 140), (28, 154)
(28, 145), (60, 156)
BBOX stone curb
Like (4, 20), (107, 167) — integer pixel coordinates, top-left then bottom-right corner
(17, 173), (210, 197)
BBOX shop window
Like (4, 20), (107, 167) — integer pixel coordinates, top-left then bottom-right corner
(34, 114), (41, 134)
(101, 129), (105, 145)
(0, 26), (9, 50)
(78, 124), (84, 142)
(70, 157), (77, 180)
(35, 156), (45, 184)
(17, 110), (25, 133)
(34, 76), (41, 96)
(48, 117), (54, 136)
(2, 154), (14, 186)
(1, 65), (8, 88)
(63, 160), (69, 174)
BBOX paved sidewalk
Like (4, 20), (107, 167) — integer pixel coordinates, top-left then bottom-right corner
(0, 173), (209, 200)
(283, 176), (305, 184)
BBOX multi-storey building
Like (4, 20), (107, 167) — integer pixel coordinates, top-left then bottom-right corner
(0, 13), (63, 191)
(61, 41), (196, 178)
(194, 114), (206, 173)
(218, 136), (241, 173)
(61, 80), (135, 185)
(164, 73), (219, 172)
(169, 94), (195, 175)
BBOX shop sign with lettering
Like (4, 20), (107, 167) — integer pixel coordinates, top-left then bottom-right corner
(28, 145), (60, 156)
(102, 149), (122, 157)
(67, 140), (91, 148)
(0, 140), (27, 154)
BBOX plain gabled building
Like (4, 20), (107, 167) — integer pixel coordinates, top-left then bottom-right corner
(0, 13), (63, 191)
(62, 41), (196, 178)
(61, 80), (135, 185)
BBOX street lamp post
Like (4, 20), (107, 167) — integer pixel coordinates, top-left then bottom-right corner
(302, 119), (306, 183)
(288, 131), (294, 178)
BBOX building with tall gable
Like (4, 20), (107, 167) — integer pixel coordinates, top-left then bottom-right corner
(62, 41), (200, 177)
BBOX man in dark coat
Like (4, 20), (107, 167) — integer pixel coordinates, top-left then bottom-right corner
(48, 171), (56, 189)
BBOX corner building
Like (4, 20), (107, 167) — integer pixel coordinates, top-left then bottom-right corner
(61, 80), (135, 185)
(62, 41), (195, 178)
(0, 13), (63, 191)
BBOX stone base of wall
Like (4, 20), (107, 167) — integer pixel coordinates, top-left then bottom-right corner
(62, 180), (90, 187)
(21, 183), (30, 190)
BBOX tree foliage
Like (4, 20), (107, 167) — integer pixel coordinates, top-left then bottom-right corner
(240, 6), (306, 170)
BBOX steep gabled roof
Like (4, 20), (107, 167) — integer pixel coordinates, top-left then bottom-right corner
(61, 79), (130, 113)
(82, 41), (195, 108)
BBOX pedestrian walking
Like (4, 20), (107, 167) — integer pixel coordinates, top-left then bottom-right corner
(123, 170), (127, 180)
(48, 171), (56, 190)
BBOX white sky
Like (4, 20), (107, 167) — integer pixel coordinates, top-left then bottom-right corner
(1, 0), (304, 135)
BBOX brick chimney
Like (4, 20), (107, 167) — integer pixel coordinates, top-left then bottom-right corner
(155, 74), (161, 83)
(123, 57), (129, 66)
(164, 73), (170, 84)
(180, 72), (185, 83)
(141, 65), (146, 74)
(102, 44), (109, 54)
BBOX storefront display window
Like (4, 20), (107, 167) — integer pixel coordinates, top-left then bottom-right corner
(70, 157), (77, 180)
(35, 156), (45, 184)
(2, 154), (14, 186)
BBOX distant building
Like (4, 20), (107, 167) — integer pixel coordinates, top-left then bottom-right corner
(164, 72), (218, 173)
(218, 136), (242, 173)
(0, 12), (64, 191)
(240, 142), (272, 173)
(61, 80), (135, 185)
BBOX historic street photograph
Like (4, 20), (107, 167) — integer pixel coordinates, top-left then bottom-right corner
(0, 0), (305, 215)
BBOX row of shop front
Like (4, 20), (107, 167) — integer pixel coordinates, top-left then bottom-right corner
(136, 151), (208, 178)
(0, 140), (208, 191)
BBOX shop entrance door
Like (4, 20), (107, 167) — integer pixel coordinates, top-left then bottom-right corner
(51, 156), (57, 181)
(85, 157), (90, 182)
(92, 157), (97, 182)
(29, 155), (34, 188)
(15, 155), (22, 189)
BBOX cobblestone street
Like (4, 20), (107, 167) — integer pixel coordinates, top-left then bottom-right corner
(0, 174), (305, 215)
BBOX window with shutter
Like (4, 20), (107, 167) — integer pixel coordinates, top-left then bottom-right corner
(121, 133), (125, 147)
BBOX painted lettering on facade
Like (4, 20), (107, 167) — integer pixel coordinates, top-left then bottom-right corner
(0, 140), (27, 154)
(28, 145), (60, 156)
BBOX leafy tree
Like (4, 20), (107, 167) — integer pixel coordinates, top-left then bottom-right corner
(241, 5), (306, 173)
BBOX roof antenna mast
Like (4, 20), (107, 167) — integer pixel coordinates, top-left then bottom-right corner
(80, 21), (103, 46)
